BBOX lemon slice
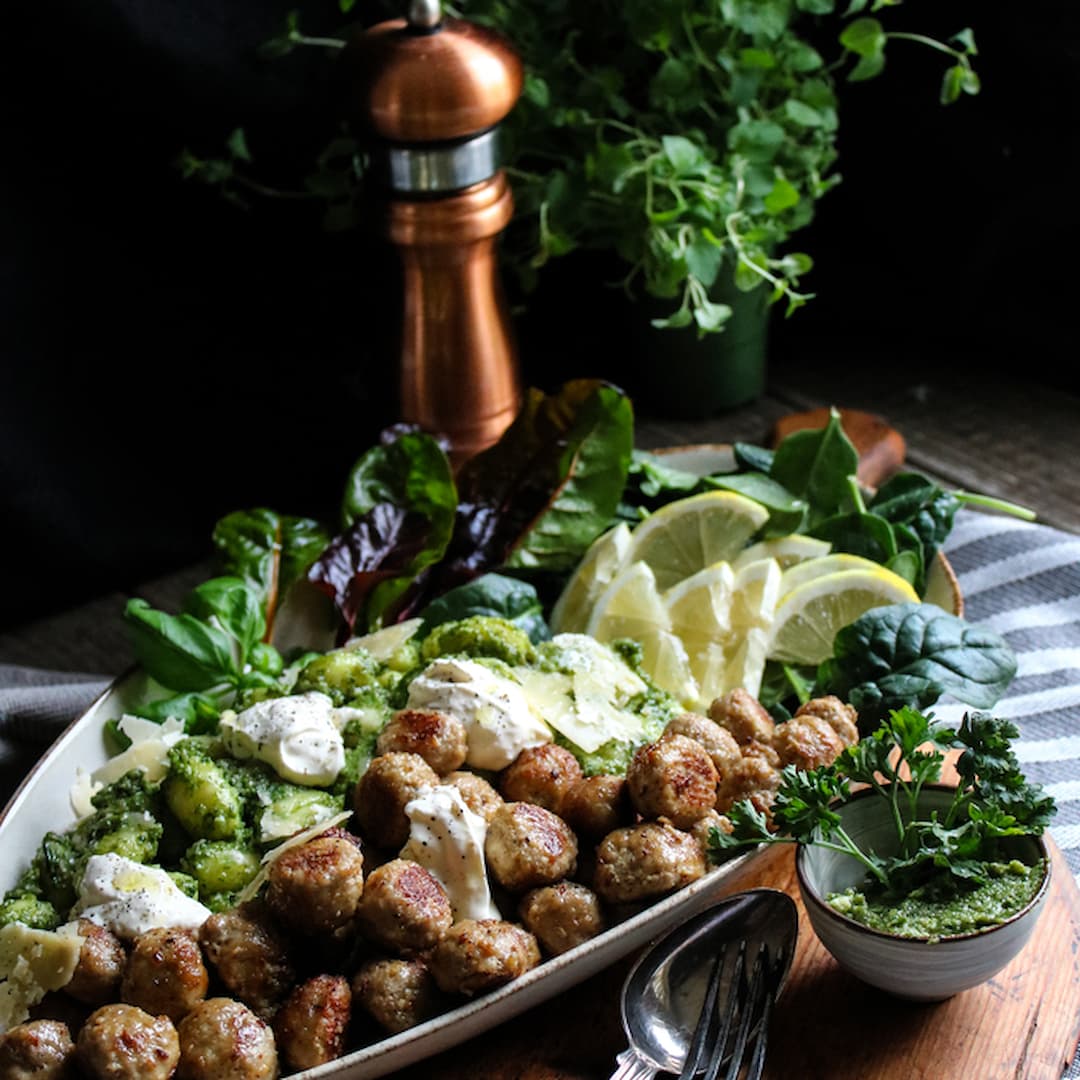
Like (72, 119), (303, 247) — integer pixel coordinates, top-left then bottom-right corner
(625, 492), (769, 591)
(768, 567), (920, 665)
(585, 561), (670, 643)
(778, 553), (885, 599)
(730, 558), (782, 633)
(644, 629), (700, 705)
(550, 523), (632, 634)
(733, 535), (832, 571)
(664, 562), (735, 665)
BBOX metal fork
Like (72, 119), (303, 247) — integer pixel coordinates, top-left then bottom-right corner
(677, 939), (780, 1080)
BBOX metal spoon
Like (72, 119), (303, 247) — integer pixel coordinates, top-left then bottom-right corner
(610, 889), (798, 1080)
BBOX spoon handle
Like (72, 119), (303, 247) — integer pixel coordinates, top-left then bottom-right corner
(609, 1049), (658, 1080)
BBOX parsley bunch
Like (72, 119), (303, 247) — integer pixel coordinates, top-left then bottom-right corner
(710, 708), (1056, 899)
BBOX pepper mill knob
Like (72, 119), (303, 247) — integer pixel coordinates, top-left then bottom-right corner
(338, 6), (524, 465)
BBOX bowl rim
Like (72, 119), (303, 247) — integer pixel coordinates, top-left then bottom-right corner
(794, 783), (1052, 945)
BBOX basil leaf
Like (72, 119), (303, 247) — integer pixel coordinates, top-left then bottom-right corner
(817, 602), (1018, 730)
(132, 692), (220, 734)
(769, 408), (859, 520)
(123, 599), (238, 692)
(183, 577), (265, 662)
(419, 573), (551, 644)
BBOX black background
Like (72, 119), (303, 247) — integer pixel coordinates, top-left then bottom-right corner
(3, 0), (1077, 633)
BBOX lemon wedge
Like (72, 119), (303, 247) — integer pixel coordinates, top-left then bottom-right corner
(730, 558), (782, 633)
(733, 535), (832, 571)
(767, 567), (920, 665)
(624, 492), (769, 590)
(550, 523), (632, 634)
(664, 561), (736, 666)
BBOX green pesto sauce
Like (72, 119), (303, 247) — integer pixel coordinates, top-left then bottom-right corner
(827, 859), (1045, 941)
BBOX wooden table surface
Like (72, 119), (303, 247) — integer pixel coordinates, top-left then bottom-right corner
(2, 360), (1079, 1078)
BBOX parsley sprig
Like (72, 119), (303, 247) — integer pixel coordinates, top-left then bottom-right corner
(710, 707), (1056, 898)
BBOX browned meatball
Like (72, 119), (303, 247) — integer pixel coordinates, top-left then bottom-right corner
(795, 695), (860, 746)
(715, 754), (781, 816)
(266, 832), (365, 937)
(708, 689), (776, 747)
(356, 859), (453, 955)
(352, 957), (440, 1035)
(0, 1019), (74, 1079)
(593, 821), (706, 905)
(626, 735), (719, 829)
(198, 903), (296, 1016)
(688, 809), (733, 858)
(121, 928), (208, 1024)
(663, 713), (742, 779)
(273, 975), (351, 1073)
(376, 709), (468, 776)
(353, 752), (440, 849)
(76, 1004), (179, 1080)
(176, 998), (277, 1080)
(518, 882), (605, 956)
(773, 714), (846, 772)
(499, 745), (583, 815)
(560, 774), (632, 839)
(66, 919), (125, 1006)
(484, 802), (578, 893)
(428, 920), (540, 996)
(442, 771), (504, 822)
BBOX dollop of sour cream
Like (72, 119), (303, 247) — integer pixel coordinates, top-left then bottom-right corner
(400, 785), (501, 921)
(219, 692), (345, 786)
(75, 854), (211, 940)
(406, 658), (551, 770)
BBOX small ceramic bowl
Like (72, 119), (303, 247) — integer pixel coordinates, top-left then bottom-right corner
(795, 786), (1051, 1001)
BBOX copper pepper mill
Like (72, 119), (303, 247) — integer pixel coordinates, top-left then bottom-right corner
(339, 0), (524, 463)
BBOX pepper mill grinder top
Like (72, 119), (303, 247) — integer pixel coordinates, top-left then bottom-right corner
(339, 0), (524, 192)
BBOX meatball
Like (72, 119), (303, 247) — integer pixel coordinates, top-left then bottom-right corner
(560, 775), (632, 840)
(66, 919), (125, 1006)
(593, 822), (706, 905)
(663, 713), (742, 779)
(442, 771), (504, 822)
(376, 709), (468, 776)
(176, 998), (277, 1080)
(273, 975), (351, 1073)
(121, 927), (208, 1023)
(356, 859), (453, 955)
(708, 689), (775, 747)
(795, 695), (859, 746)
(688, 809), (733, 859)
(715, 754), (781, 816)
(266, 832), (365, 937)
(76, 1004), (179, 1080)
(198, 902), (296, 1015)
(518, 882), (605, 956)
(428, 920), (540, 996)
(772, 714), (846, 772)
(626, 735), (718, 828)
(352, 957), (440, 1035)
(0, 1019), (74, 1079)
(484, 802), (577, 893)
(353, 752), (440, 850)
(499, 745), (583, 815)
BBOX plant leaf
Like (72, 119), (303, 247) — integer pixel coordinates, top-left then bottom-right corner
(419, 573), (551, 643)
(123, 599), (238, 692)
(183, 576), (265, 662)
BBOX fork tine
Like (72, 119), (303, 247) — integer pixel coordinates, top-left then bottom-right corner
(743, 942), (785, 1080)
(701, 939), (747, 1080)
(676, 941), (728, 1080)
(720, 942), (767, 1080)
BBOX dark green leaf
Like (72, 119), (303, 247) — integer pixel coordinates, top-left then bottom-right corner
(706, 472), (808, 534)
(419, 573), (551, 643)
(183, 577), (265, 661)
(770, 408), (860, 517)
(123, 599), (238, 692)
(686, 238), (724, 288)
(733, 442), (775, 474)
(661, 135), (704, 175)
(848, 52), (886, 81)
(811, 511), (898, 562)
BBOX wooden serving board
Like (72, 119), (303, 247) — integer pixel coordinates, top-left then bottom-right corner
(401, 841), (1080, 1080)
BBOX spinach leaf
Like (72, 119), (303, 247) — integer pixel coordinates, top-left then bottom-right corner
(816, 602), (1018, 730)
(213, 509), (330, 638)
(769, 407), (859, 521)
(706, 471), (808, 535)
(419, 573), (551, 643)
(810, 510), (898, 563)
(733, 442), (775, 475)
(869, 472), (960, 553)
(123, 599), (239, 692)
(620, 450), (702, 512)
(183, 576), (265, 663)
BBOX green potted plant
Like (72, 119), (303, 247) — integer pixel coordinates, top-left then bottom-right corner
(182, 0), (980, 414)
